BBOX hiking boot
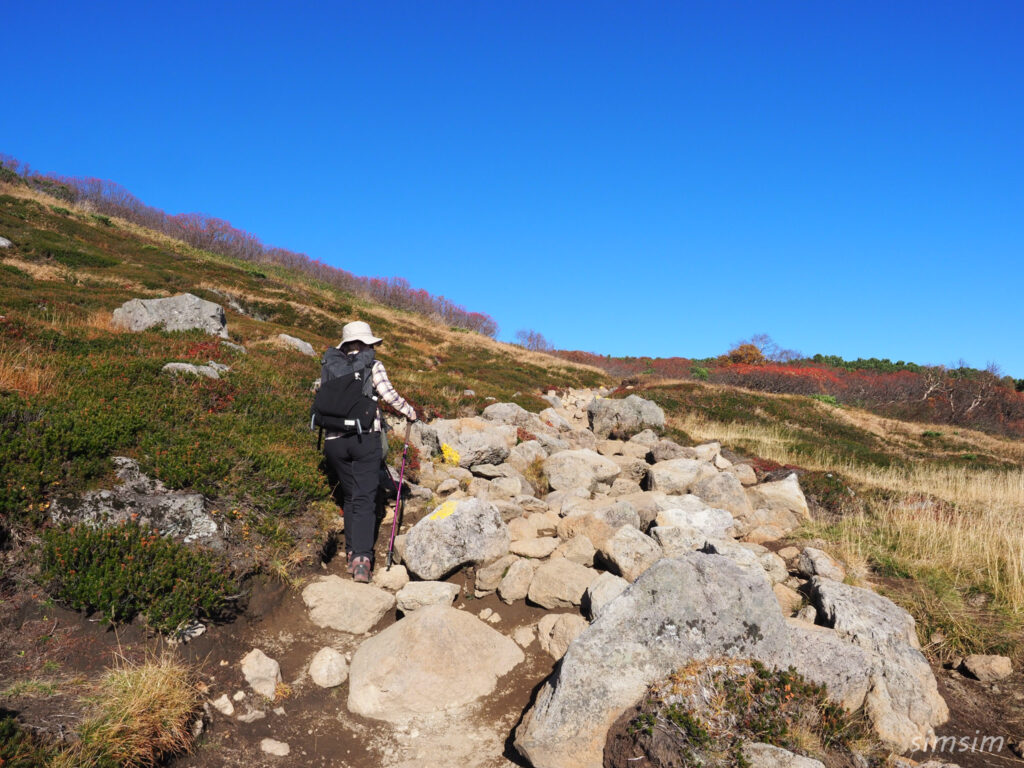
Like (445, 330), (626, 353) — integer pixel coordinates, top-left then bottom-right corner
(351, 556), (372, 584)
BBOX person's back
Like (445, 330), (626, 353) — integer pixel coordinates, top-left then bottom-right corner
(320, 321), (416, 582)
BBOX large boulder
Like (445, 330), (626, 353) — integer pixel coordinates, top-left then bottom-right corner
(598, 526), (663, 582)
(403, 498), (510, 580)
(49, 457), (221, 547)
(543, 450), (621, 493)
(527, 558), (599, 609)
(514, 554), (793, 768)
(587, 395), (665, 439)
(347, 605), (524, 722)
(482, 402), (549, 435)
(112, 293), (228, 338)
(277, 333), (314, 356)
(740, 473), (811, 542)
(647, 459), (716, 495)
(301, 576), (395, 634)
(691, 472), (754, 519)
(810, 577), (948, 750)
(431, 417), (516, 467)
(655, 496), (735, 539)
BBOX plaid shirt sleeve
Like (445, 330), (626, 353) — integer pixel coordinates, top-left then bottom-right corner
(371, 361), (417, 421)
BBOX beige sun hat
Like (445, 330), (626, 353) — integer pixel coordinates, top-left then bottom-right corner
(338, 320), (383, 348)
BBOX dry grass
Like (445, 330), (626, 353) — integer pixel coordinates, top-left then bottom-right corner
(0, 343), (57, 396)
(670, 406), (1024, 652)
(51, 651), (200, 768)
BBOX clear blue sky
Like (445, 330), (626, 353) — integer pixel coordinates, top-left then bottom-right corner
(4, 2), (1023, 376)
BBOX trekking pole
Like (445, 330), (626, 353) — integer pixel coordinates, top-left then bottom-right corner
(385, 421), (412, 570)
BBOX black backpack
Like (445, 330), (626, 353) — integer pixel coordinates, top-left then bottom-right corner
(311, 347), (379, 436)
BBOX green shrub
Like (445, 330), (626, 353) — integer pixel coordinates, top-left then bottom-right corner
(89, 213), (113, 227)
(691, 366), (709, 381)
(922, 430), (942, 438)
(0, 713), (57, 766)
(627, 659), (866, 764)
(40, 522), (236, 635)
(809, 394), (838, 406)
(50, 205), (72, 216)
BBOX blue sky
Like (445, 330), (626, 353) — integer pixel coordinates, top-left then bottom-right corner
(3, 2), (1023, 375)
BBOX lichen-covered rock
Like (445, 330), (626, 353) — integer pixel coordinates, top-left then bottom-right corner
(537, 613), (589, 660)
(514, 554), (793, 768)
(431, 417), (516, 467)
(810, 577), (948, 750)
(277, 333), (314, 356)
(587, 394), (665, 439)
(543, 449), (621, 493)
(403, 498), (510, 580)
(112, 293), (228, 338)
(598, 525), (663, 582)
(647, 459), (717, 495)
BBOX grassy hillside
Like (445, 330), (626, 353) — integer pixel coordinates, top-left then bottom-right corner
(0, 182), (608, 556)
(622, 379), (1024, 658)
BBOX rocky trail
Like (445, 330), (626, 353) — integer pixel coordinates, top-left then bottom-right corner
(3, 296), (1017, 768)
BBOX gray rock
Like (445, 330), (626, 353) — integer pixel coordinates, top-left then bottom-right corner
(308, 647), (348, 688)
(161, 362), (221, 379)
(650, 524), (707, 556)
(553, 534), (596, 566)
(210, 694), (234, 716)
(395, 581), (460, 613)
(692, 442), (722, 462)
(49, 457), (221, 547)
(599, 526), (663, 582)
(785, 619), (871, 711)
(0, 236), (12, 248)
(475, 554), (518, 592)
(655, 498), (735, 539)
(649, 440), (698, 462)
(810, 577), (948, 749)
(497, 558), (535, 603)
(797, 547), (846, 582)
(260, 738), (290, 756)
(537, 613), (589, 660)
(507, 440), (549, 474)
(403, 498), (510, 580)
(648, 459), (717, 495)
(527, 558), (599, 609)
(727, 463), (758, 486)
(277, 333), (314, 356)
(112, 293), (228, 338)
(510, 537), (560, 559)
(241, 649), (281, 699)
(301, 575), (395, 634)
(587, 394), (665, 439)
(347, 605), (523, 722)
(514, 554), (793, 768)
(741, 474), (812, 542)
(583, 571), (629, 620)
(692, 472), (754, 519)
(221, 340), (247, 354)
(742, 742), (825, 768)
(629, 429), (661, 446)
(961, 654), (1013, 682)
(482, 402), (548, 434)
(544, 449), (621, 493)
(795, 605), (818, 623)
(760, 551), (789, 585)
(372, 563), (410, 591)
(432, 417), (515, 467)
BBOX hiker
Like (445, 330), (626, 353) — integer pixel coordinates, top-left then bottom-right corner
(316, 321), (417, 583)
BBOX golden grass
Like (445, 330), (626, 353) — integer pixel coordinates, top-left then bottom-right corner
(51, 652), (200, 768)
(0, 343), (57, 396)
(671, 405), (1024, 652)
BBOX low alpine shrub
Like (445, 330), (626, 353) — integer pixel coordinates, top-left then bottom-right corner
(40, 522), (236, 635)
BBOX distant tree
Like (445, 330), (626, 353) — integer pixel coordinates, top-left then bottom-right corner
(726, 343), (766, 366)
(515, 329), (553, 352)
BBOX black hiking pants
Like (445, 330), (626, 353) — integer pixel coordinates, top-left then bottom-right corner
(323, 432), (383, 562)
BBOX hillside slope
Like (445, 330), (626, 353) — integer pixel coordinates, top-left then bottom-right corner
(0, 182), (608, 539)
